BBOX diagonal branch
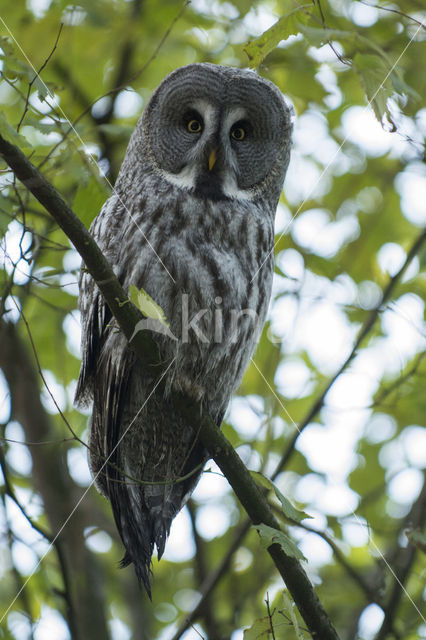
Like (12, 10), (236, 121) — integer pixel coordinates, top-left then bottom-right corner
(17, 23), (64, 132)
(186, 500), (220, 638)
(0, 445), (76, 634)
(273, 224), (426, 476)
(53, 0), (143, 179)
(0, 131), (341, 640)
(0, 318), (110, 639)
(45, 0), (190, 179)
(0, 489), (36, 640)
(0, 132), (160, 369)
(170, 518), (251, 640)
(357, 0), (426, 31)
(375, 470), (426, 640)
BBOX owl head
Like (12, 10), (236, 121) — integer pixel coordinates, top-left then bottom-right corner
(121, 63), (292, 207)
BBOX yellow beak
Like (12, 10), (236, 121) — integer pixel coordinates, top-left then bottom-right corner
(208, 149), (217, 171)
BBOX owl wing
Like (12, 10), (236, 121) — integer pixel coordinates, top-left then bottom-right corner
(74, 195), (121, 407)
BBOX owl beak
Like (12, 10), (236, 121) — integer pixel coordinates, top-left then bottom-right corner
(208, 149), (217, 171)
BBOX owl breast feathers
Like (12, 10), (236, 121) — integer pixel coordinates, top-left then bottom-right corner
(75, 63), (292, 596)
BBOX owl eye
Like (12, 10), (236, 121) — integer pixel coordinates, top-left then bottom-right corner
(231, 125), (246, 141)
(187, 119), (202, 133)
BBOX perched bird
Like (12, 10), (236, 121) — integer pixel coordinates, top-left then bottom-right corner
(75, 63), (292, 595)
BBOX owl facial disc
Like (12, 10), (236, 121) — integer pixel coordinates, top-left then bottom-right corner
(159, 104), (255, 201)
(142, 63), (292, 204)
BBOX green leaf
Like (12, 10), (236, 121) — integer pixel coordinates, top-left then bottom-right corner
(0, 209), (10, 237)
(295, 24), (419, 125)
(33, 74), (52, 102)
(255, 523), (306, 561)
(250, 470), (273, 492)
(353, 51), (419, 125)
(24, 116), (59, 135)
(97, 123), (135, 138)
(244, 2), (312, 68)
(0, 36), (14, 56)
(129, 284), (170, 328)
(353, 53), (394, 125)
(251, 471), (311, 523)
(282, 591), (305, 639)
(0, 192), (13, 237)
(406, 528), (426, 553)
(297, 24), (343, 47)
(243, 615), (274, 639)
(73, 178), (108, 227)
(0, 112), (31, 148)
(274, 485), (311, 524)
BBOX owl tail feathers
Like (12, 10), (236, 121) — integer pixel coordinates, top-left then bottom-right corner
(120, 548), (153, 599)
(153, 516), (169, 560)
(117, 505), (155, 598)
(114, 490), (174, 598)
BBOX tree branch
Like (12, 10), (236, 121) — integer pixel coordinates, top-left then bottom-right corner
(357, 0), (426, 31)
(48, 0), (189, 179)
(17, 23), (64, 132)
(53, 1), (142, 179)
(186, 500), (220, 638)
(0, 318), (110, 640)
(0, 132), (341, 640)
(170, 519), (251, 640)
(344, 470), (426, 640)
(0, 132), (160, 369)
(375, 470), (426, 640)
(295, 519), (380, 604)
(273, 224), (426, 477)
(0, 487), (36, 639)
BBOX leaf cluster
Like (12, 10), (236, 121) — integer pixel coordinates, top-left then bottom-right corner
(0, 0), (425, 639)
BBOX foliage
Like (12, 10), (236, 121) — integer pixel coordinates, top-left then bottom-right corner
(129, 284), (171, 329)
(0, 1), (425, 639)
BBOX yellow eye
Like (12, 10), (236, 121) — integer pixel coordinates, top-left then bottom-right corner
(187, 119), (202, 133)
(231, 126), (245, 141)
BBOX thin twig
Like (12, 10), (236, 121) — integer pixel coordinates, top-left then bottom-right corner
(375, 470), (426, 640)
(17, 23), (63, 132)
(37, 1), (190, 172)
(0, 491), (36, 639)
(314, 0), (351, 66)
(0, 72), (59, 123)
(186, 501), (219, 637)
(373, 350), (426, 407)
(265, 592), (277, 640)
(0, 315), (107, 637)
(0, 446), (76, 631)
(358, 0), (426, 31)
(170, 520), (251, 640)
(297, 520), (381, 603)
(10, 296), (87, 449)
(0, 447), (53, 543)
(272, 226), (426, 477)
(0, 435), (76, 447)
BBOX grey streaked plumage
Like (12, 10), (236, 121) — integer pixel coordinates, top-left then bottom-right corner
(75, 63), (292, 595)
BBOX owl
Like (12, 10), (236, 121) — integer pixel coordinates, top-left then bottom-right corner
(75, 63), (292, 596)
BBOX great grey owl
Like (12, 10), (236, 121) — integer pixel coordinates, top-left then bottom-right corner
(76, 63), (292, 595)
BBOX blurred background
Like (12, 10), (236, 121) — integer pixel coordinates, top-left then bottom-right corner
(0, 0), (425, 638)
